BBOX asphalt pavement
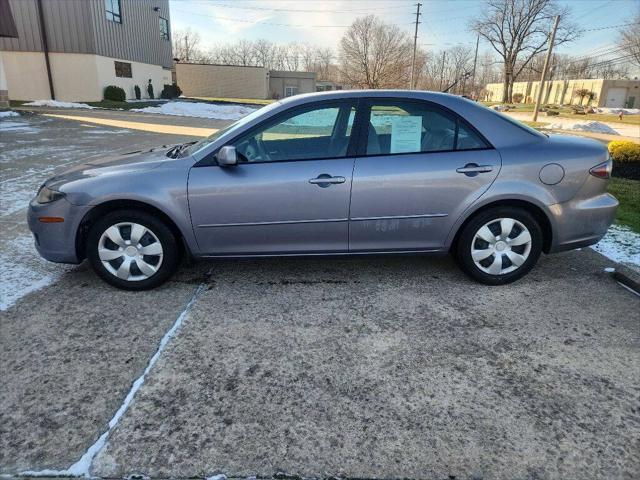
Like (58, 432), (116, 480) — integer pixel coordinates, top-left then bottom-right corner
(1, 110), (638, 480)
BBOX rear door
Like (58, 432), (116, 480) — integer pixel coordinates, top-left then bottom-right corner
(188, 100), (358, 255)
(349, 98), (501, 252)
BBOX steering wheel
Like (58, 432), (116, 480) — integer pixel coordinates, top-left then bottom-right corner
(237, 136), (269, 162)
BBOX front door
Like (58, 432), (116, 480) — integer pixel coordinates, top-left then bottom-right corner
(349, 98), (501, 252)
(189, 100), (357, 255)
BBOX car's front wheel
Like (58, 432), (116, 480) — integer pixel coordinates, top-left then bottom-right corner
(455, 207), (543, 285)
(86, 210), (179, 290)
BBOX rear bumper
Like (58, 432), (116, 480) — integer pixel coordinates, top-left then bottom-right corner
(27, 197), (90, 264)
(547, 193), (618, 253)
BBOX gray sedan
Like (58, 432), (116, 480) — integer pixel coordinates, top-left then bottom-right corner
(28, 91), (618, 289)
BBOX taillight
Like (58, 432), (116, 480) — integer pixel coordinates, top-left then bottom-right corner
(589, 159), (612, 179)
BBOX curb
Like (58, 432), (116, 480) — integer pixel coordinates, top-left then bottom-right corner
(609, 265), (640, 296)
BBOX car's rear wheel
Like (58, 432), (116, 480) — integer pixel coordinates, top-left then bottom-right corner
(455, 207), (543, 285)
(87, 210), (179, 290)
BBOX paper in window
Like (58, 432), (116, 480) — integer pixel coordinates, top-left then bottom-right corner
(390, 116), (422, 153)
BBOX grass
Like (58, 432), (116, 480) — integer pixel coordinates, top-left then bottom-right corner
(608, 177), (640, 233)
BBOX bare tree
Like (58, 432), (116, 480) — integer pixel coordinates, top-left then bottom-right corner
(172, 28), (205, 63)
(618, 14), (640, 67)
(471, 0), (579, 102)
(339, 15), (414, 89)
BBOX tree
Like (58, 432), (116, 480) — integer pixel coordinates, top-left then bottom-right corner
(471, 0), (578, 102)
(172, 28), (206, 63)
(618, 14), (640, 67)
(339, 15), (414, 89)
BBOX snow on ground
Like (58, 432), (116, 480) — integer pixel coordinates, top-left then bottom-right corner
(0, 235), (73, 311)
(591, 224), (640, 267)
(597, 108), (640, 115)
(23, 99), (97, 109)
(131, 101), (256, 120)
(546, 120), (620, 135)
(0, 110), (19, 118)
(0, 120), (41, 133)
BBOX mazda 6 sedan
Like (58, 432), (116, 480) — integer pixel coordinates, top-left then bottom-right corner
(28, 90), (618, 289)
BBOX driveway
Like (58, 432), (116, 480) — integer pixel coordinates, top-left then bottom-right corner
(1, 112), (639, 479)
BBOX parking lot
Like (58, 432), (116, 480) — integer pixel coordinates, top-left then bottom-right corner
(1, 111), (639, 479)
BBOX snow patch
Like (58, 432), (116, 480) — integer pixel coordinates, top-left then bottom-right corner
(131, 101), (256, 120)
(591, 224), (640, 267)
(0, 235), (72, 311)
(24, 99), (97, 109)
(597, 107), (640, 115)
(490, 104), (510, 111)
(206, 475), (227, 480)
(21, 279), (209, 477)
(547, 120), (619, 135)
(0, 110), (19, 118)
(0, 120), (40, 133)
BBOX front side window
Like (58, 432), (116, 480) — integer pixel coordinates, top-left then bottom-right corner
(114, 61), (132, 78)
(105, 0), (121, 23)
(366, 100), (488, 155)
(231, 103), (356, 163)
(159, 17), (169, 41)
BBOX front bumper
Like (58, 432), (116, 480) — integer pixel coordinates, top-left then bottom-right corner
(547, 193), (618, 253)
(27, 197), (91, 264)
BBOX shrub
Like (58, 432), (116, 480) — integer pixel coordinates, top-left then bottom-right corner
(134, 85), (141, 100)
(160, 83), (182, 99)
(546, 110), (559, 116)
(147, 81), (154, 99)
(104, 85), (126, 102)
(512, 93), (524, 103)
(608, 141), (640, 163)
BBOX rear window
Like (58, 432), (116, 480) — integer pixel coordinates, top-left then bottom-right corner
(485, 107), (546, 138)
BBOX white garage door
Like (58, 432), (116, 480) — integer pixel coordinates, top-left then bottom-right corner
(605, 87), (627, 107)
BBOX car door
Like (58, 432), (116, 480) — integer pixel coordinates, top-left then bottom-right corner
(349, 98), (501, 252)
(188, 100), (358, 255)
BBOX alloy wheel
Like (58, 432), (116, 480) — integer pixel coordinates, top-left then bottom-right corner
(98, 222), (164, 281)
(470, 217), (532, 275)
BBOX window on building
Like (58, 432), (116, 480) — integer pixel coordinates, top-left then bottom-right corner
(105, 0), (121, 23)
(284, 86), (298, 97)
(159, 17), (170, 41)
(114, 61), (132, 78)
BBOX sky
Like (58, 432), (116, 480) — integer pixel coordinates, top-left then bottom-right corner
(168, 0), (639, 64)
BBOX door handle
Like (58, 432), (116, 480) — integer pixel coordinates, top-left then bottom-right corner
(456, 163), (493, 176)
(309, 174), (346, 187)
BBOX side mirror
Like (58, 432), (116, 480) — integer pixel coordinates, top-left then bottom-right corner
(217, 145), (237, 166)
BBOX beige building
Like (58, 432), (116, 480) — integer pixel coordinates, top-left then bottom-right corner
(484, 78), (640, 107)
(0, 0), (173, 102)
(176, 63), (317, 100)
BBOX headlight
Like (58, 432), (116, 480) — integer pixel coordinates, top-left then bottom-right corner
(36, 186), (65, 204)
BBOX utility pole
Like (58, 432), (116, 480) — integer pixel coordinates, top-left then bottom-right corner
(439, 51), (446, 90)
(533, 15), (560, 122)
(409, 2), (422, 90)
(471, 35), (479, 99)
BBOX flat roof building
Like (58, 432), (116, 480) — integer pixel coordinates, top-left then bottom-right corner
(0, 0), (173, 102)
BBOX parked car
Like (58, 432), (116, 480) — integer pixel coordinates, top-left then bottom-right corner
(28, 90), (617, 289)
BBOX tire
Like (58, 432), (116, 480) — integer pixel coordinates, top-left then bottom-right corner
(86, 209), (179, 290)
(455, 206), (543, 285)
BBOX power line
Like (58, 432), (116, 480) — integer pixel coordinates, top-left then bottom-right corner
(173, 8), (414, 28)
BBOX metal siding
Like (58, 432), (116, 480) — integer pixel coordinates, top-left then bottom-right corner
(92, 0), (172, 68)
(0, 0), (170, 67)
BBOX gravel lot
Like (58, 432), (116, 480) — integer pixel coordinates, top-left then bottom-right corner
(1, 111), (639, 480)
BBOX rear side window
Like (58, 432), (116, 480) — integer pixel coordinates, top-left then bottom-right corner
(365, 100), (489, 155)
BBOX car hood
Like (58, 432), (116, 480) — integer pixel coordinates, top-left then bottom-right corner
(45, 145), (188, 191)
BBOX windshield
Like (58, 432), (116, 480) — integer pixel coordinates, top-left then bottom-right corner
(180, 102), (281, 157)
